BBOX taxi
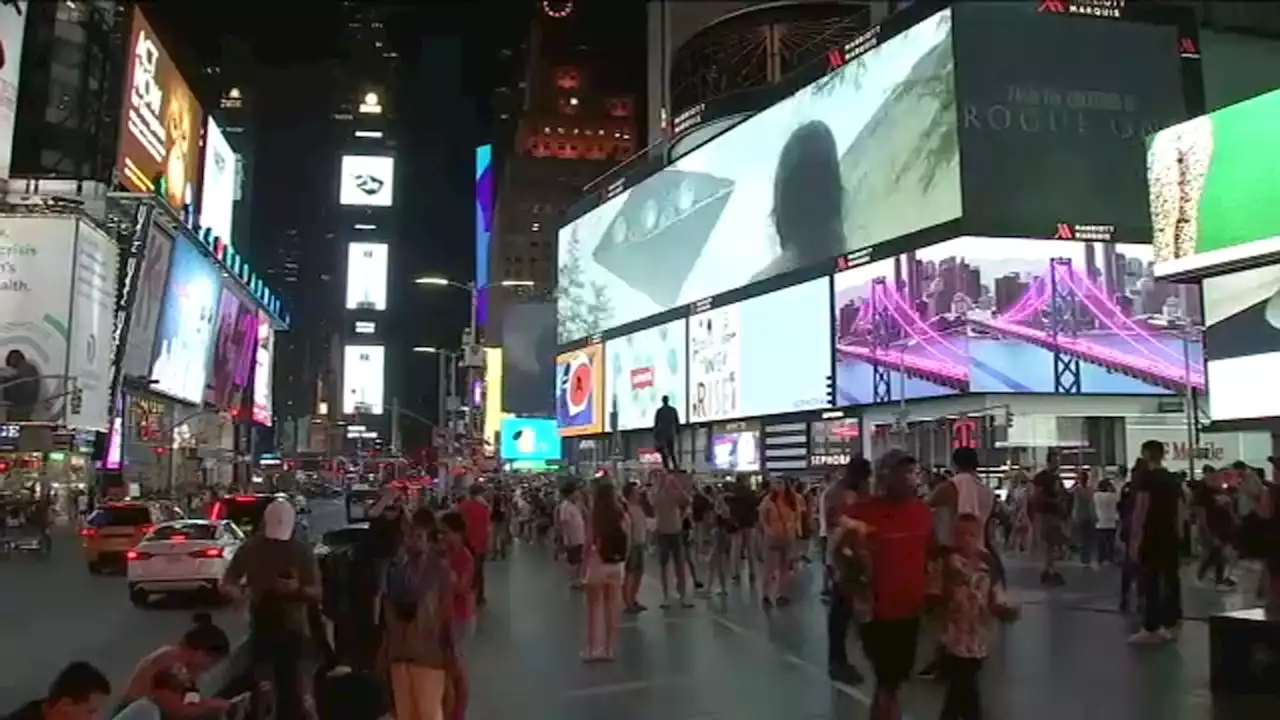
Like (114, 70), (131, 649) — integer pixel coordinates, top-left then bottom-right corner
(81, 501), (173, 573)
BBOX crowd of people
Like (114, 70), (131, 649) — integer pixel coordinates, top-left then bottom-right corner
(6, 439), (1279, 720)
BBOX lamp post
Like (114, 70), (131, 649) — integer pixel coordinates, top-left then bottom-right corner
(1179, 322), (1204, 480)
(411, 346), (458, 438)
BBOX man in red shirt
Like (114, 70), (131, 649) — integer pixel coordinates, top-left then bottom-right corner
(850, 449), (931, 720)
(457, 483), (492, 607)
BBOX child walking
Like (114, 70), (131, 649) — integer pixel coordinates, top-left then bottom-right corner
(926, 513), (1019, 720)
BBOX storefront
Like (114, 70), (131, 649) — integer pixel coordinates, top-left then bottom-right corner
(807, 411), (863, 472)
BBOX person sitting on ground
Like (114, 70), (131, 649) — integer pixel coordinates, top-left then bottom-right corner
(117, 612), (232, 716)
(111, 669), (191, 720)
(3, 661), (111, 720)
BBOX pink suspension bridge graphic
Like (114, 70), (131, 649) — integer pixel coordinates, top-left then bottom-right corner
(835, 257), (1205, 394)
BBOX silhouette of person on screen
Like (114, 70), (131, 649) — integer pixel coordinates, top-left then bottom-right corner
(752, 120), (847, 283)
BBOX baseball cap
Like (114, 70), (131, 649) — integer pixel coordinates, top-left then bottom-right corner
(876, 449), (916, 476)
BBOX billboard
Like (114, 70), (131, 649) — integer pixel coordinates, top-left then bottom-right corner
(343, 344), (385, 415)
(339, 155), (395, 207)
(251, 310), (274, 425)
(1150, 88), (1280, 279)
(67, 222), (119, 429)
(555, 343), (603, 436)
(345, 242), (388, 311)
(0, 1), (28, 179)
(499, 417), (560, 461)
(121, 225), (173, 379)
(118, 8), (203, 212)
(500, 302), (556, 416)
(832, 236), (1203, 404)
(476, 145), (494, 329)
(199, 117), (238, 247)
(207, 289), (257, 411)
(150, 237), (220, 405)
(709, 430), (761, 472)
(1203, 266), (1280, 421)
(483, 347), (505, 448)
(688, 278), (831, 422)
(605, 318), (688, 432)
(556, 8), (960, 343)
(952, 3), (1187, 241)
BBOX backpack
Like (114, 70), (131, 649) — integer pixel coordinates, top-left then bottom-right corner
(597, 523), (628, 564)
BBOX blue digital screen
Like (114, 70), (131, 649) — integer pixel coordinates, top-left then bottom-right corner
(499, 417), (560, 461)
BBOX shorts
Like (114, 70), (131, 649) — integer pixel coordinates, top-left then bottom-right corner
(566, 544), (584, 566)
(626, 545), (646, 574)
(656, 533), (684, 566)
(858, 616), (921, 690)
(587, 560), (626, 586)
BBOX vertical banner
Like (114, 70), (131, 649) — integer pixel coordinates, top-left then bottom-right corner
(0, 1), (26, 179)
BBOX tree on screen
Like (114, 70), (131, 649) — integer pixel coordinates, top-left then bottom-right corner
(557, 230), (613, 340)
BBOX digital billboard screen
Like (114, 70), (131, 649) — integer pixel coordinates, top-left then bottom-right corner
(121, 225), (174, 379)
(1203, 266), (1280, 422)
(0, 2), (28, 180)
(499, 417), (560, 461)
(207, 289), (257, 410)
(952, 3), (1187, 241)
(476, 145), (494, 329)
(343, 345), (385, 415)
(1150, 88), (1280, 279)
(199, 117), (237, 247)
(251, 311), (274, 426)
(501, 302), (556, 416)
(709, 430), (760, 472)
(556, 8), (960, 343)
(605, 318), (688, 432)
(689, 278), (831, 422)
(832, 236), (1203, 403)
(339, 155), (395, 207)
(345, 242), (388, 310)
(118, 8), (203, 213)
(150, 237), (220, 404)
(555, 344), (603, 436)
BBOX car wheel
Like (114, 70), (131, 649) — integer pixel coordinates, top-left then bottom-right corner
(129, 585), (150, 608)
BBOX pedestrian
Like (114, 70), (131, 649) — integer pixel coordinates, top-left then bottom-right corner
(851, 450), (932, 720)
(1072, 471), (1098, 566)
(456, 485), (491, 608)
(118, 612), (232, 715)
(556, 484), (586, 589)
(3, 661), (111, 720)
(1031, 452), (1067, 586)
(437, 511), (474, 720)
(653, 470), (694, 608)
(652, 395), (681, 471)
(1127, 440), (1184, 644)
(925, 513), (1020, 720)
(826, 456), (872, 686)
(1093, 479), (1120, 564)
(621, 483), (649, 613)
(583, 482), (630, 661)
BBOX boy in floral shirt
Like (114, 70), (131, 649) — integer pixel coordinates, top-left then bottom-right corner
(925, 513), (1019, 720)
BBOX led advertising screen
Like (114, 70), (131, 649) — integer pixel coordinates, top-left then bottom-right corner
(343, 345), (386, 415)
(501, 302), (556, 416)
(499, 417), (561, 461)
(1151, 88), (1280, 279)
(1203, 266), (1280, 421)
(709, 430), (760, 472)
(121, 226), (174, 379)
(832, 237), (1204, 403)
(150, 237), (220, 404)
(556, 9), (960, 343)
(251, 310), (274, 426)
(117, 8), (203, 213)
(339, 155), (395, 207)
(475, 145), (494, 329)
(952, 3), (1187, 241)
(0, 1), (28, 180)
(689, 278), (831, 422)
(207, 289), (257, 411)
(345, 242), (388, 310)
(199, 117), (238, 247)
(555, 344), (603, 436)
(605, 318), (688, 432)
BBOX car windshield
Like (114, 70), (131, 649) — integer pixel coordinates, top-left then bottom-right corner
(219, 497), (273, 531)
(88, 506), (151, 528)
(147, 524), (218, 541)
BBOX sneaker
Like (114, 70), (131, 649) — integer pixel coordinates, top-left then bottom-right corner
(680, 599), (695, 609)
(659, 600), (672, 609)
(1127, 629), (1166, 645)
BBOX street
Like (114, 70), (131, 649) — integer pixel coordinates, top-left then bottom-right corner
(0, 497), (350, 713)
(462, 544), (1275, 720)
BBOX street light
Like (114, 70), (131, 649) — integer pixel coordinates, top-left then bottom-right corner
(412, 277), (535, 345)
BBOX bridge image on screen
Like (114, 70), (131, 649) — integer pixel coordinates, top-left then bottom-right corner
(832, 239), (1204, 404)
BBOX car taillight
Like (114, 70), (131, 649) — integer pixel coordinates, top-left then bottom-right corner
(137, 525), (152, 536)
(126, 550), (153, 561)
(79, 528), (97, 537)
(191, 547), (223, 559)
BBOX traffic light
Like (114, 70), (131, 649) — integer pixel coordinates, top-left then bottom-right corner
(825, 375), (835, 404)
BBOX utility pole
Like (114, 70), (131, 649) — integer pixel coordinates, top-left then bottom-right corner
(391, 396), (401, 455)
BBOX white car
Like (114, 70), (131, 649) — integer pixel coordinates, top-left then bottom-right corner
(127, 519), (246, 607)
